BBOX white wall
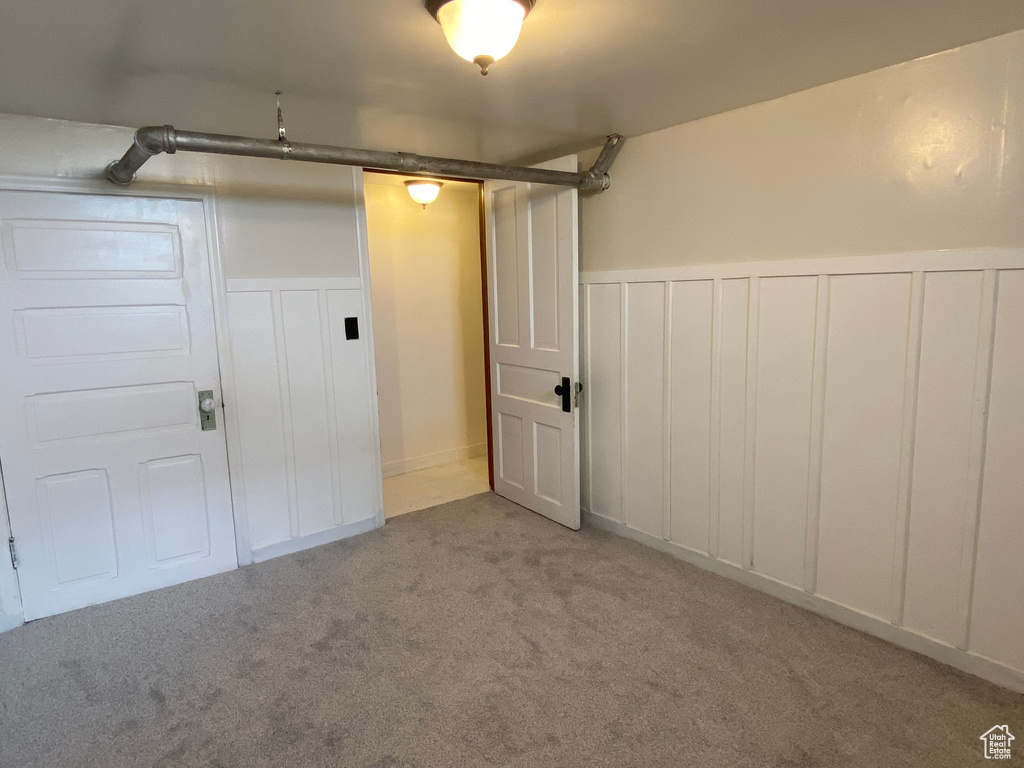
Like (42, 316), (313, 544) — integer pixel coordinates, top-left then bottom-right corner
(0, 113), (364, 278)
(578, 30), (1024, 692)
(0, 112), (381, 618)
(364, 176), (487, 477)
(581, 30), (1024, 272)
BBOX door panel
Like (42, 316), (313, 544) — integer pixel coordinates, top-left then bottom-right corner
(139, 454), (211, 566)
(485, 158), (580, 529)
(36, 469), (118, 587)
(0, 190), (237, 620)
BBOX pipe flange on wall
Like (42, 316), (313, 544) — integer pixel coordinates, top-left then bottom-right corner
(104, 161), (133, 186)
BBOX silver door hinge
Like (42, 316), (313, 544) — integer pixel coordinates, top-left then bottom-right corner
(8, 536), (17, 569)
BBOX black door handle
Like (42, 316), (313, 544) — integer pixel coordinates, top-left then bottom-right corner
(553, 376), (572, 413)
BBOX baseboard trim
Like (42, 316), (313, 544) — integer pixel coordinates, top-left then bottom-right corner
(583, 510), (1024, 694)
(381, 443), (487, 478)
(251, 517), (380, 564)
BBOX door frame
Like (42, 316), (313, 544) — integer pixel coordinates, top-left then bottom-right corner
(0, 175), (249, 627)
(361, 170), (495, 491)
(478, 182), (495, 490)
(0, 459), (21, 631)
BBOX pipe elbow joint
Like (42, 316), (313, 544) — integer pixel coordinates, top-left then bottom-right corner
(580, 170), (611, 194)
(134, 125), (177, 156)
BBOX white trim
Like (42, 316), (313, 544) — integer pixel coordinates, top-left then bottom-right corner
(661, 281), (673, 542)
(889, 271), (925, 625)
(581, 248), (1024, 285)
(0, 174), (215, 201)
(583, 284), (595, 512)
(354, 169), (387, 529)
(584, 509), (1024, 694)
(955, 269), (1000, 650)
(201, 191), (253, 568)
(742, 277), (760, 570)
(0, 460), (23, 632)
(225, 277), (363, 293)
(251, 516), (378, 564)
(802, 274), (829, 593)
(618, 282), (628, 525)
(318, 289), (345, 528)
(381, 443), (488, 478)
(708, 278), (723, 558)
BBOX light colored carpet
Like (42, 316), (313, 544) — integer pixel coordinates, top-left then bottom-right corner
(383, 456), (490, 518)
(0, 492), (1020, 768)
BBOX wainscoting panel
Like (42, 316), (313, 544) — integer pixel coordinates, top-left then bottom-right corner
(716, 278), (749, 567)
(815, 273), (912, 620)
(583, 282), (623, 523)
(581, 251), (1024, 692)
(970, 269), (1024, 672)
(902, 271), (985, 645)
(624, 282), (666, 536)
(752, 276), (817, 588)
(226, 278), (383, 561)
(668, 280), (713, 553)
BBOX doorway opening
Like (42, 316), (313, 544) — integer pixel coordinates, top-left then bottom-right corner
(363, 171), (493, 519)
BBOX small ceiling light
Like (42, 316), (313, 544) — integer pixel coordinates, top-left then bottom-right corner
(406, 179), (444, 208)
(425, 0), (535, 75)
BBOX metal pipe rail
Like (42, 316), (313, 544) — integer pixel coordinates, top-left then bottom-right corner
(105, 126), (625, 192)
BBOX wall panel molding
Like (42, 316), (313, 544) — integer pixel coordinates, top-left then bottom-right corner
(581, 249), (1024, 284)
(889, 271), (925, 626)
(226, 280), (383, 558)
(581, 249), (1024, 692)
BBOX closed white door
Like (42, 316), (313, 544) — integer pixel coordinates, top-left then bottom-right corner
(484, 158), (580, 529)
(0, 189), (237, 620)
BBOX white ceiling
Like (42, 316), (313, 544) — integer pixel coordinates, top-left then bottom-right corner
(2, 0), (1024, 163)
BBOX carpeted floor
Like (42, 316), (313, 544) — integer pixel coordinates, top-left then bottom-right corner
(0, 493), (1020, 768)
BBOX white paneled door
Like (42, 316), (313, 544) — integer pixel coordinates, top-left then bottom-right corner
(0, 190), (237, 620)
(484, 158), (580, 529)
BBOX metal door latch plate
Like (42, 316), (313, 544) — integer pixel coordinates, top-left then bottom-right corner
(198, 389), (217, 431)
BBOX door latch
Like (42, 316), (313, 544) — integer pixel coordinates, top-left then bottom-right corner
(198, 390), (218, 431)
(553, 377), (572, 413)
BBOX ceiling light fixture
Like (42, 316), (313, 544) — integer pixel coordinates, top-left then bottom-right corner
(425, 0), (535, 75)
(406, 179), (444, 207)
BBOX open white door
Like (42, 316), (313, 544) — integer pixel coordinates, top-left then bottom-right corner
(0, 189), (238, 620)
(484, 157), (580, 530)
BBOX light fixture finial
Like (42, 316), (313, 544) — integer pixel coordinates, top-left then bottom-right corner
(474, 55), (495, 76)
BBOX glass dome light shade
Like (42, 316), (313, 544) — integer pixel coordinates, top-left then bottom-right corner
(405, 179), (443, 207)
(436, 0), (528, 74)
